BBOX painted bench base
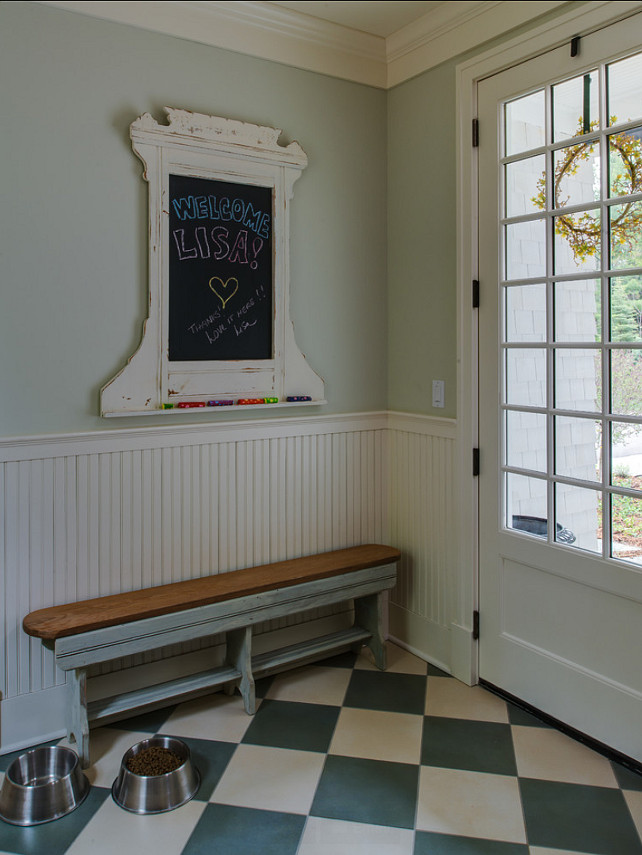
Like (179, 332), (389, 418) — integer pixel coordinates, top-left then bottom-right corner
(50, 563), (396, 767)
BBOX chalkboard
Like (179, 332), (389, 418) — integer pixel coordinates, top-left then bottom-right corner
(168, 174), (273, 361)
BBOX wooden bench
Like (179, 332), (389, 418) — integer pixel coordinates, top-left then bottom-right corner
(23, 544), (399, 768)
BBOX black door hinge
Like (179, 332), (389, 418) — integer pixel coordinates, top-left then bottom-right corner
(473, 448), (480, 477)
(472, 610), (480, 640)
(472, 118), (479, 147)
(570, 35), (580, 57)
(473, 279), (480, 309)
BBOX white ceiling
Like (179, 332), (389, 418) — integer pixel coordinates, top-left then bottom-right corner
(267, 1), (445, 38)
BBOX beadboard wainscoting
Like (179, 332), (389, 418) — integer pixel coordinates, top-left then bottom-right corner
(0, 411), (457, 753)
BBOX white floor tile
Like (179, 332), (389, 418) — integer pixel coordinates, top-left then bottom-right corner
(65, 791), (206, 855)
(58, 727), (151, 789)
(355, 642), (428, 675)
(512, 725), (619, 787)
(425, 676), (509, 722)
(416, 766), (527, 843)
(298, 817), (415, 854)
(211, 743), (325, 814)
(265, 665), (352, 706)
(158, 692), (256, 743)
(329, 707), (423, 764)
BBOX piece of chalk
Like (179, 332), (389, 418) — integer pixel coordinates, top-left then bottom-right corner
(162, 403), (174, 409)
(177, 402), (205, 408)
(237, 398), (265, 405)
(264, 397), (278, 403)
(286, 396), (312, 402)
(207, 400), (234, 407)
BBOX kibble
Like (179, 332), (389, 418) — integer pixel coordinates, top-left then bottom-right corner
(126, 746), (182, 776)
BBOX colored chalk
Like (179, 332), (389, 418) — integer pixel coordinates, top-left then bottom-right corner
(162, 403), (174, 409)
(237, 398), (265, 405)
(207, 400), (234, 407)
(286, 396), (312, 402)
(264, 397), (278, 403)
(177, 402), (206, 408)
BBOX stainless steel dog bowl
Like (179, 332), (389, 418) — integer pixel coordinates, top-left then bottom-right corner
(0, 745), (90, 826)
(111, 736), (199, 814)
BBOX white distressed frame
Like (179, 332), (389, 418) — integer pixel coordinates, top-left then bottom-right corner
(101, 108), (325, 416)
(454, 0), (642, 685)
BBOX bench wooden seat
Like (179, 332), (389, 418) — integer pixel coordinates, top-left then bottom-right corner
(23, 544), (399, 768)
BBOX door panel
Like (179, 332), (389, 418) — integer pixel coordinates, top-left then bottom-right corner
(478, 14), (642, 762)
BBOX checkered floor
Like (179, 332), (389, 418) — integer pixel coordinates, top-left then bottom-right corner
(1, 642), (641, 854)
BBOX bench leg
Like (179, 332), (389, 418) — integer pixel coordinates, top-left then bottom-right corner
(226, 627), (255, 715)
(355, 592), (387, 670)
(68, 669), (90, 768)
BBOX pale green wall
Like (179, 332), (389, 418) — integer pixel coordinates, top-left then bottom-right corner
(0, 2), (387, 436)
(387, 60), (458, 418)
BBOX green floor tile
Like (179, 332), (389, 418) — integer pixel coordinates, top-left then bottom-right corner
(506, 703), (551, 728)
(414, 831), (528, 854)
(241, 699), (339, 752)
(422, 717), (517, 776)
(110, 704), (177, 733)
(613, 761), (642, 791)
(182, 803), (305, 855)
(520, 777), (642, 854)
(311, 754), (419, 829)
(344, 670), (426, 715)
(0, 786), (109, 855)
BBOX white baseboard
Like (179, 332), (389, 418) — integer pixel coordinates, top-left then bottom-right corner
(388, 603), (450, 674)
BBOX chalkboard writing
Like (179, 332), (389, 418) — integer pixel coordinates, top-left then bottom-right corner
(169, 174), (273, 361)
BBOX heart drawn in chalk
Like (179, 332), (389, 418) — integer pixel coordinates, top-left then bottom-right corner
(209, 276), (239, 309)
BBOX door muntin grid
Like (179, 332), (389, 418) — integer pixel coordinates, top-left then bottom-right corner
(500, 52), (642, 566)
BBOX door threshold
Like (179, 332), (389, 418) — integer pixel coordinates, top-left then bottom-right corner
(480, 679), (642, 778)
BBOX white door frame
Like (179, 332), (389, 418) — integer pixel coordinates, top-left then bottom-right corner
(452, 0), (642, 686)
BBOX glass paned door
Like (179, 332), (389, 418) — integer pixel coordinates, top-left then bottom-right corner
(501, 55), (642, 565)
(477, 14), (642, 763)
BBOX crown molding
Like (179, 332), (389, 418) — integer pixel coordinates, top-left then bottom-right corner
(386, 0), (569, 87)
(36, 0), (573, 89)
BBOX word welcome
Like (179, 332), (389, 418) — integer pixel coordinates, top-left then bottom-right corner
(173, 226), (264, 269)
(172, 194), (270, 239)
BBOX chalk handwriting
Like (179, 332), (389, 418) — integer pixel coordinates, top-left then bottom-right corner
(172, 227), (264, 269)
(172, 194), (270, 239)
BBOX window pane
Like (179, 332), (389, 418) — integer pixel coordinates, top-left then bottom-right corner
(554, 279), (601, 342)
(506, 473), (547, 534)
(609, 201), (642, 269)
(505, 155), (546, 217)
(506, 220), (546, 280)
(608, 128), (642, 198)
(608, 52), (642, 126)
(611, 423), (642, 488)
(553, 141), (600, 208)
(505, 91), (546, 155)
(611, 493), (642, 565)
(610, 276), (642, 342)
(506, 348), (546, 407)
(611, 349), (642, 416)
(506, 410), (547, 472)
(555, 416), (601, 481)
(552, 71), (599, 142)
(554, 209), (601, 275)
(556, 483), (599, 552)
(505, 284), (546, 342)
(554, 348), (600, 412)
